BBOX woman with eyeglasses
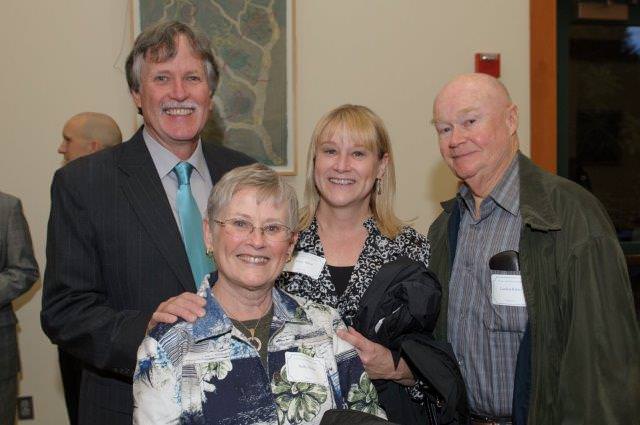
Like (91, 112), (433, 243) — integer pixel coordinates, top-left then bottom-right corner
(277, 105), (434, 423)
(133, 163), (385, 425)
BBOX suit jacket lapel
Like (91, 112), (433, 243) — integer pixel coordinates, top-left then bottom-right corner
(201, 141), (225, 182)
(116, 129), (194, 292)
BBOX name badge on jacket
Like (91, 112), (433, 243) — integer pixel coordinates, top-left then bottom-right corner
(285, 352), (328, 386)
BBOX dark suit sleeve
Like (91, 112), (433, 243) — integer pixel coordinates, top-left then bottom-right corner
(41, 170), (150, 375)
(0, 197), (39, 306)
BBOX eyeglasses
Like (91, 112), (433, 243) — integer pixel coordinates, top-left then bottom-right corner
(213, 218), (293, 242)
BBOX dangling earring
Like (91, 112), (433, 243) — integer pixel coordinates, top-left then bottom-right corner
(376, 178), (382, 195)
(287, 252), (294, 262)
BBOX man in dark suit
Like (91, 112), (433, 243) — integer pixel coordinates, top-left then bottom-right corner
(55, 112), (123, 425)
(0, 192), (39, 425)
(41, 21), (254, 424)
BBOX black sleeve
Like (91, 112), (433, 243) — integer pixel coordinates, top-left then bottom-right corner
(41, 170), (150, 376)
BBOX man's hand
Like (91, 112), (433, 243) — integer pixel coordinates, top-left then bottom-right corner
(337, 326), (415, 385)
(147, 292), (206, 332)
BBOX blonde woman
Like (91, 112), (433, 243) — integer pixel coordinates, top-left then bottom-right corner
(278, 105), (431, 396)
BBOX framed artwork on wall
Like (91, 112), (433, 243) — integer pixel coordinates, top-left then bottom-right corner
(133, 0), (296, 174)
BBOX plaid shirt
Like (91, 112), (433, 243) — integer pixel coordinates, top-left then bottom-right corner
(447, 157), (527, 417)
(133, 277), (385, 424)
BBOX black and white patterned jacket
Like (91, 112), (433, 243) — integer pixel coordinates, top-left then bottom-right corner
(277, 217), (430, 324)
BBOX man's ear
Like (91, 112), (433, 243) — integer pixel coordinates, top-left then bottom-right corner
(131, 89), (143, 110)
(506, 103), (519, 136)
(89, 140), (103, 153)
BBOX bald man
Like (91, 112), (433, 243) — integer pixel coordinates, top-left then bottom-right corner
(56, 112), (122, 425)
(428, 74), (639, 424)
(58, 112), (122, 163)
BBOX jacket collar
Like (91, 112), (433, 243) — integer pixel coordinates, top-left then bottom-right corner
(114, 127), (195, 291)
(192, 273), (311, 342)
(517, 153), (561, 231)
(440, 197), (458, 213)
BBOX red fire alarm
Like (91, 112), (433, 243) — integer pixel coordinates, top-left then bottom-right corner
(475, 53), (500, 78)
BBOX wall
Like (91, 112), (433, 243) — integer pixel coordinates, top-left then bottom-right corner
(0, 1), (529, 423)
(289, 1), (530, 228)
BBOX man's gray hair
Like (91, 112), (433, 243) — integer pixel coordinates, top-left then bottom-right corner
(207, 164), (299, 231)
(125, 21), (219, 96)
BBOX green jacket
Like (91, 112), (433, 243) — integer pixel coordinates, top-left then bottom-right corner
(428, 153), (640, 424)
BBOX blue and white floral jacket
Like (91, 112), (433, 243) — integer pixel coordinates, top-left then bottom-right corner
(133, 278), (385, 424)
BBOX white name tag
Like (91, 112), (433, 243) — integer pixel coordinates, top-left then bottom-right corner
(491, 274), (526, 307)
(284, 251), (326, 280)
(285, 352), (328, 386)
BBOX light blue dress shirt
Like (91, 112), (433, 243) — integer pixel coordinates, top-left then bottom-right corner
(143, 128), (213, 233)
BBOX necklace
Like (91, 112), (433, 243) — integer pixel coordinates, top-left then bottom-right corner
(222, 303), (273, 351)
(233, 315), (267, 351)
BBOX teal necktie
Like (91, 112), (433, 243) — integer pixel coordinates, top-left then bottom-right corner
(173, 162), (214, 288)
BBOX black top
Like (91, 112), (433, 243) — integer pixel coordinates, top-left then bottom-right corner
(327, 265), (355, 297)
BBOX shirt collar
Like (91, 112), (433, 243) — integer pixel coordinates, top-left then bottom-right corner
(489, 154), (520, 216)
(142, 127), (207, 179)
(457, 154), (520, 218)
(362, 216), (380, 234)
(192, 273), (311, 342)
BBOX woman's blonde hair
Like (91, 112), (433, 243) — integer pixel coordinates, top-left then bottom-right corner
(300, 104), (404, 238)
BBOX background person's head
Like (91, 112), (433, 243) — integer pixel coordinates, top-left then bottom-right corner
(58, 112), (122, 163)
(204, 163), (298, 292)
(432, 73), (519, 198)
(301, 104), (403, 238)
(125, 21), (218, 151)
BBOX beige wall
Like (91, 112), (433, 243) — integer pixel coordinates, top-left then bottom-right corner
(289, 1), (530, 228)
(0, 1), (528, 423)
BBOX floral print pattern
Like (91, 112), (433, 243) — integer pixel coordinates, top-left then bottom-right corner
(198, 359), (233, 394)
(133, 280), (386, 424)
(347, 373), (383, 416)
(273, 365), (329, 424)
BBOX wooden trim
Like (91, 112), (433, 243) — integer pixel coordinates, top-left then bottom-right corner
(530, 0), (557, 173)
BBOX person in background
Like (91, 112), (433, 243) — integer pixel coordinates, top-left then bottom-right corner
(0, 192), (39, 425)
(58, 112), (122, 164)
(55, 111), (123, 425)
(277, 104), (432, 422)
(134, 163), (385, 424)
(429, 73), (640, 424)
(41, 21), (253, 425)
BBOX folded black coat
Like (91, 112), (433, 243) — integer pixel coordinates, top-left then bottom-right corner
(353, 256), (469, 425)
